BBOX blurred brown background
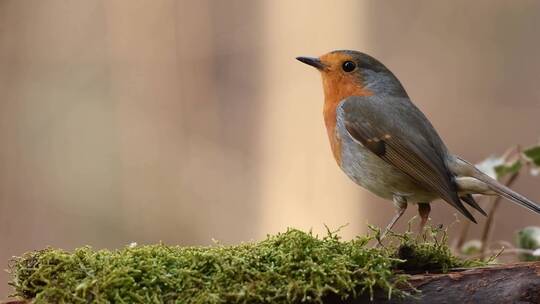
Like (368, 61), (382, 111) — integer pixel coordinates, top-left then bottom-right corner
(1, 0), (540, 297)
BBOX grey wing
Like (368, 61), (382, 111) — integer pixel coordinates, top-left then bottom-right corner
(339, 96), (477, 223)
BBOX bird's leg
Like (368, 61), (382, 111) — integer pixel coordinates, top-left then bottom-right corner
(380, 196), (407, 240)
(417, 202), (431, 234)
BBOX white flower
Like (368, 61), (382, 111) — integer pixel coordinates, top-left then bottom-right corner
(475, 156), (505, 179)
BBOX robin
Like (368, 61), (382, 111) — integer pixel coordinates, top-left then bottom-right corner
(297, 50), (540, 235)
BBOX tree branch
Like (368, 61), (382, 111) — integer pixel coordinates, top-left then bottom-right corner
(323, 262), (540, 304)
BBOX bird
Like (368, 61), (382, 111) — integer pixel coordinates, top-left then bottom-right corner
(297, 50), (540, 236)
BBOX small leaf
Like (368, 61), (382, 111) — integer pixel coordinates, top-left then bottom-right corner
(494, 160), (522, 179)
(516, 226), (540, 261)
(475, 156), (505, 180)
(460, 239), (482, 255)
(523, 145), (540, 166)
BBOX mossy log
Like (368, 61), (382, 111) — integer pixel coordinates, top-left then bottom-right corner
(4, 262), (540, 304)
(3, 229), (537, 303)
(324, 262), (540, 304)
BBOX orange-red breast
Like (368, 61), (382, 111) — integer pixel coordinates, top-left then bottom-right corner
(297, 50), (540, 234)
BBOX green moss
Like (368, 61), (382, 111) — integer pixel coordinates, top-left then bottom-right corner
(388, 226), (486, 272)
(9, 227), (482, 304)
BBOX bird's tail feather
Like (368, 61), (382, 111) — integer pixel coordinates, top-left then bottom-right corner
(460, 194), (487, 216)
(473, 171), (540, 214)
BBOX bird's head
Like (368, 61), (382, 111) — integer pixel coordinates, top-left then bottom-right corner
(296, 50), (407, 101)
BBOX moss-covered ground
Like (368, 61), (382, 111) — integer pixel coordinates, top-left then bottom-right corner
(8, 226), (484, 304)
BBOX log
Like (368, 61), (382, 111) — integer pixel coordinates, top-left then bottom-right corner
(3, 262), (540, 304)
(324, 262), (540, 304)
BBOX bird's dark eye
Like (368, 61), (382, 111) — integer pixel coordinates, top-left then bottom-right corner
(342, 61), (356, 72)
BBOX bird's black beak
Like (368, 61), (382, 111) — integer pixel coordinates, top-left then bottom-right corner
(296, 56), (326, 70)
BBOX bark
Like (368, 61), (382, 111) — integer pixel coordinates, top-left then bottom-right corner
(324, 262), (540, 304)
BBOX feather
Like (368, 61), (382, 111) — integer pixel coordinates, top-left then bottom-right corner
(341, 96), (476, 223)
